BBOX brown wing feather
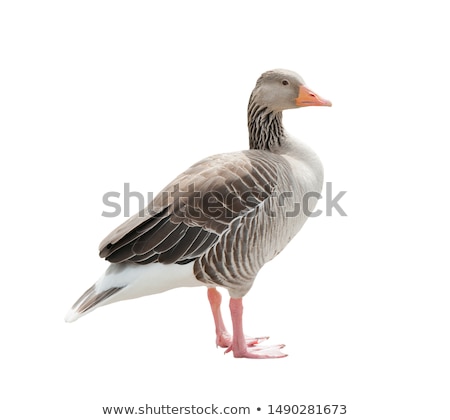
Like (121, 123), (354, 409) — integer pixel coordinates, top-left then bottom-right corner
(99, 150), (285, 265)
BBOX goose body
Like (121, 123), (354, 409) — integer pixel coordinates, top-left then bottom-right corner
(65, 69), (331, 358)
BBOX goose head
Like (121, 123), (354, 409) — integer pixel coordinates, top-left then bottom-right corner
(250, 69), (331, 113)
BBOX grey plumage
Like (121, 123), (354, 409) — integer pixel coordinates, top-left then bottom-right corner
(99, 147), (307, 296)
(66, 69), (331, 358)
(97, 70), (325, 300)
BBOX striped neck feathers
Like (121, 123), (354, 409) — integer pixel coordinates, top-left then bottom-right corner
(248, 95), (286, 151)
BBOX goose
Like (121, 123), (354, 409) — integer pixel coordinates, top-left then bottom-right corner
(65, 69), (331, 359)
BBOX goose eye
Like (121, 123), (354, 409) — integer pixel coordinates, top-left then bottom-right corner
(281, 79), (289, 86)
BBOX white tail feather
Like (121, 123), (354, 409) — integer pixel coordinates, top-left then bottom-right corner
(65, 261), (202, 322)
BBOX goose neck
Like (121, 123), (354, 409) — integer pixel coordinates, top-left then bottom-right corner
(247, 99), (286, 151)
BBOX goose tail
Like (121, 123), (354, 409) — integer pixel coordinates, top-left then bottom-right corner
(65, 261), (202, 323)
(65, 284), (124, 323)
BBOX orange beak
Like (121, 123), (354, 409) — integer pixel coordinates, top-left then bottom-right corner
(295, 85), (332, 107)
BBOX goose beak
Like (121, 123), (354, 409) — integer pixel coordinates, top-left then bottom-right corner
(295, 85), (332, 107)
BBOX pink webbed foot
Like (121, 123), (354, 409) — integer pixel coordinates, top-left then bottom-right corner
(228, 297), (288, 359)
(215, 331), (232, 348)
(216, 332), (269, 349)
(207, 288), (269, 349)
(225, 343), (287, 359)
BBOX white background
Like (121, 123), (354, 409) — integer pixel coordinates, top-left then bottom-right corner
(1, 1), (449, 419)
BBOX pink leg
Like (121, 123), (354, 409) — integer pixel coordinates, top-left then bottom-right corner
(207, 288), (232, 348)
(227, 298), (287, 359)
(207, 288), (268, 348)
